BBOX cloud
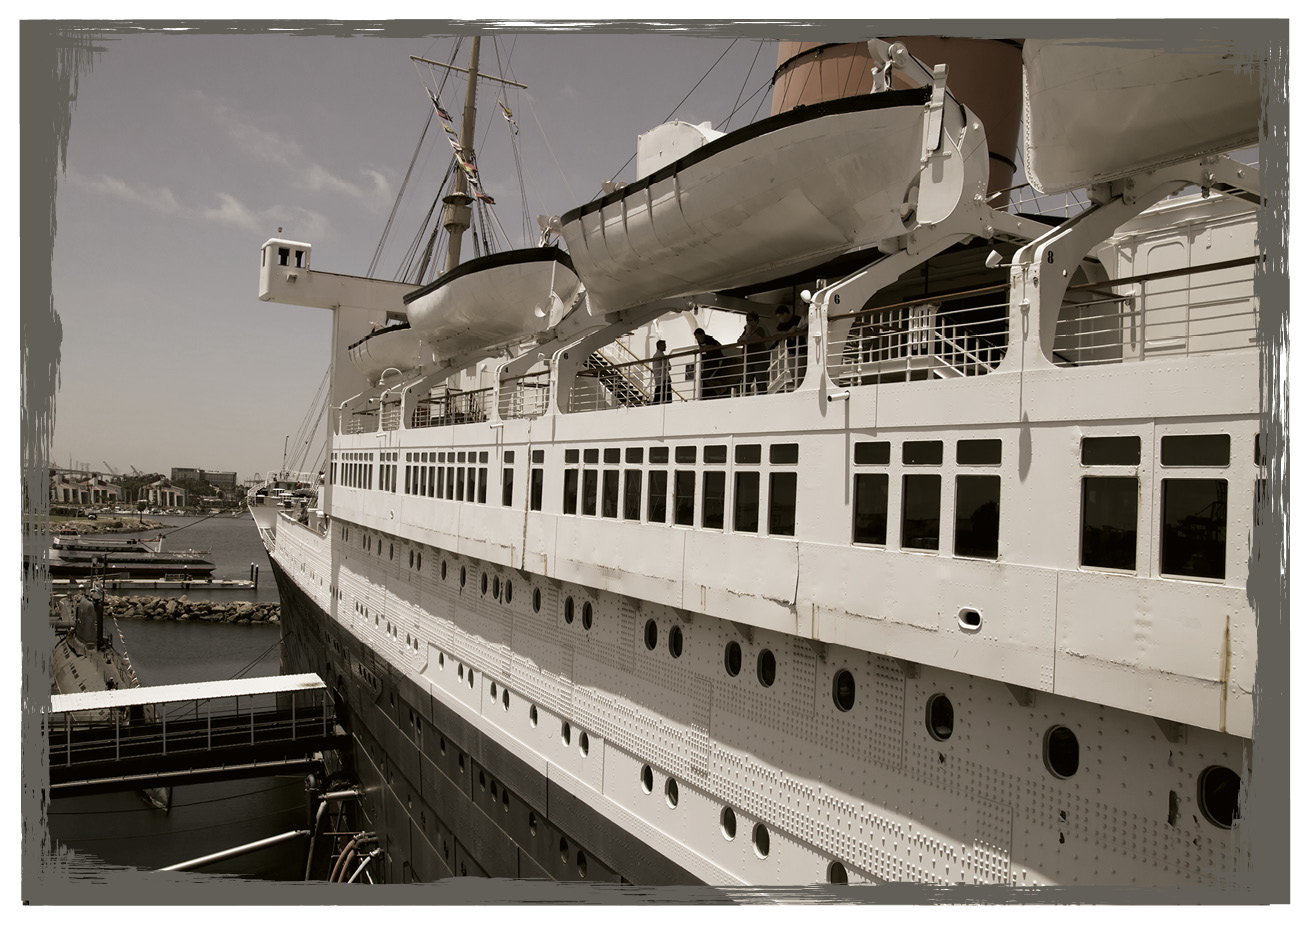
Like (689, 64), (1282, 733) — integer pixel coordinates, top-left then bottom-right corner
(67, 172), (183, 215)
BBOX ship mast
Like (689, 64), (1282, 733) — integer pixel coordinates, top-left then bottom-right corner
(410, 42), (528, 276)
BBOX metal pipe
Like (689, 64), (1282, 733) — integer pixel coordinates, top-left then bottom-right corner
(303, 789), (363, 881)
(159, 829), (310, 872)
(346, 848), (383, 884)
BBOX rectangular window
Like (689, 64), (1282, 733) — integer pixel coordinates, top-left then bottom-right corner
(852, 473), (889, 545)
(419, 465), (428, 497)
(456, 467), (465, 501)
(532, 449), (545, 464)
(734, 471), (759, 533)
(1082, 436), (1140, 466)
(502, 467), (514, 507)
(602, 470), (620, 518)
(405, 465), (412, 495)
(436, 466), (445, 499)
(565, 449), (580, 464)
(1080, 476), (1138, 570)
(703, 471), (726, 529)
(1160, 479), (1227, 578)
(674, 471), (696, 526)
(604, 447), (621, 464)
(901, 474), (941, 550)
(647, 470), (668, 524)
(530, 468), (544, 511)
(903, 441), (943, 465)
(954, 475), (1001, 559)
(583, 448), (599, 464)
(675, 446), (697, 464)
(957, 439), (1002, 466)
(735, 444), (761, 465)
(445, 467), (454, 499)
(854, 441), (890, 465)
(625, 447), (644, 464)
(650, 447), (669, 464)
(1161, 434), (1230, 467)
(768, 472), (797, 536)
(582, 470), (598, 516)
(770, 443), (799, 465)
(623, 470), (643, 520)
(704, 445), (728, 464)
(477, 467), (487, 504)
(427, 466), (435, 497)
(563, 469), (578, 514)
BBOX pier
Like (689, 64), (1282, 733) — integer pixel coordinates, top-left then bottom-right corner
(47, 673), (343, 797)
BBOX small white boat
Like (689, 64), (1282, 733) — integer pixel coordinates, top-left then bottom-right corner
(402, 246), (579, 364)
(559, 88), (990, 314)
(1022, 38), (1261, 194)
(347, 322), (427, 387)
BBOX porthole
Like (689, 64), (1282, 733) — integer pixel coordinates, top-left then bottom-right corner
(753, 823), (770, 859)
(724, 641), (742, 677)
(926, 693), (954, 741)
(409, 550), (414, 569)
(439, 736), (446, 756)
(502, 791), (510, 814)
(529, 704), (538, 727)
(460, 566), (466, 588)
(1198, 765), (1241, 828)
(644, 619), (658, 651)
(533, 587), (542, 612)
(389, 542), (394, 559)
(458, 752), (465, 773)
(828, 861), (848, 884)
(529, 811), (538, 836)
(441, 560), (448, 580)
(832, 669), (856, 712)
(502, 689), (510, 711)
(481, 573), (489, 596)
(640, 764), (653, 793)
(559, 837), (569, 863)
(490, 682), (498, 699)
(468, 669), (474, 688)
(458, 663), (465, 680)
(416, 553), (422, 571)
(505, 581), (513, 603)
(582, 601), (593, 630)
(668, 625), (683, 658)
(492, 576), (500, 598)
(439, 652), (445, 669)
(721, 806), (737, 840)
(577, 850), (587, 879)
(757, 649), (776, 687)
(665, 777), (679, 808)
(561, 721), (572, 745)
(564, 596), (575, 624)
(1043, 725), (1080, 779)
(579, 732), (590, 756)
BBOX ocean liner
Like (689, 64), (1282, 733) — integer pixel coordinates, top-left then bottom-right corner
(251, 36), (1266, 886)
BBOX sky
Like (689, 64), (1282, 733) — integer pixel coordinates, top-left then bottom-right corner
(40, 24), (794, 483)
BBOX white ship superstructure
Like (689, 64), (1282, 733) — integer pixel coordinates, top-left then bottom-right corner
(252, 36), (1267, 887)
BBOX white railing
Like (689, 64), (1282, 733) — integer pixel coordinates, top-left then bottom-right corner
(498, 374), (552, 420)
(827, 300), (1009, 385)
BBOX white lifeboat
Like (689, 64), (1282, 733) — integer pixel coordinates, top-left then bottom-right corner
(403, 246), (580, 364)
(1023, 38), (1261, 194)
(558, 88), (989, 314)
(347, 323), (426, 386)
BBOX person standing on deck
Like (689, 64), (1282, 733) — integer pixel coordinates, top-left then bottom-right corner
(739, 312), (769, 395)
(774, 305), (808, 387)
(651, 340), (672, 404)
(693, 328), (726, 399)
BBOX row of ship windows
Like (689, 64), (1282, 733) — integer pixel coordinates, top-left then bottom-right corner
(335, 432), (1256, 579)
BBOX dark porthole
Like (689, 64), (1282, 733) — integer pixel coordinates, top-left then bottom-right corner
(559, 837), (569, 863)
(579, 732), (590, 756)
(481, 573), (489, 596)
(724, 641), (742, 677)
(439, 652), (445, 669)
(828, 861), (848, 884)
(490, 682), (498, 699)
(562, 721), (572, 745)
(533, 587), (541, 612)
(564, 596), (575, 624)
(416, 553), (422, 571)
(1198, 765), (1241, 828)
(582, 601), (593, 630)
(644, 619), (658, 650)
(529, 811), (538, 836)
(492, 576), (500, 599)
(641, 764), (654, 793)
(721, 806), (737, 840)
(459, 566), (466, 588)
(441, 560), (448, 580)
(668, 625), (683, 658)
(458, 663), (465, 680)
(757, 649), (776, 687)
(753, 823), (770, 859)
(577, 850), (588, 879)
(665, 778), (679, 808)
(832, 669), (856, 712)
(502, 689), (510, 711)
(505, 580), (513, 603)
(468, 669), (475, 688)
(458, 752), (465, 773)
(529, 704), (538, 727)
(1043, 725), (1080, 779)
(502, 791), (510, 813)
(926, 694), (954, 741)
(439, 736), (446, 756)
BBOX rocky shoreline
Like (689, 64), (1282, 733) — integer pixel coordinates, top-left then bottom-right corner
(101, 594), (280, 624)
(38, 517), (170, 535)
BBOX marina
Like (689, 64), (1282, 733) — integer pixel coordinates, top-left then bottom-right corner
(25, 23), (1286, 903)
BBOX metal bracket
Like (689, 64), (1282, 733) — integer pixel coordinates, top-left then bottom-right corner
(672, 607), (691, 625)
(1006, 683), (1036, 707)
(729, 621), (754, 645)
(895, 658), (920, 680)
(1153, 717), (1188, 744)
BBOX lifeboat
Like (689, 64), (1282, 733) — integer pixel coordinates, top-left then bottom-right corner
(558, 87), (989, 314)
(347, 322), (427, 386)
(1023, 38), (1261, 193)
(402, 246), (579, 363)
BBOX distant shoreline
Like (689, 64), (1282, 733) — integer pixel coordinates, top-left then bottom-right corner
(29, 517), (170, 535)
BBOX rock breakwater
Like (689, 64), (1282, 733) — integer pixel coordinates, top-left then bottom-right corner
(104, 594), (280, 624)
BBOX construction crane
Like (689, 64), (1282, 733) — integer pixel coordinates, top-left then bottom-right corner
(102, 460), (120, 477)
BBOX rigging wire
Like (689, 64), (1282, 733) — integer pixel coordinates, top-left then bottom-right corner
(596, 37), (740, 197)
(722, 39), (766, 132)
(367, 107), (434, 279)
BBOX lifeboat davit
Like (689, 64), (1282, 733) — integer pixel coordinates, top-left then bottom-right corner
(558, 88), (989, 315)
(403, 246), (579, 363)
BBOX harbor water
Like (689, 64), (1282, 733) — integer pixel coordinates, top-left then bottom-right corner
(45, 514), (310, 880)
